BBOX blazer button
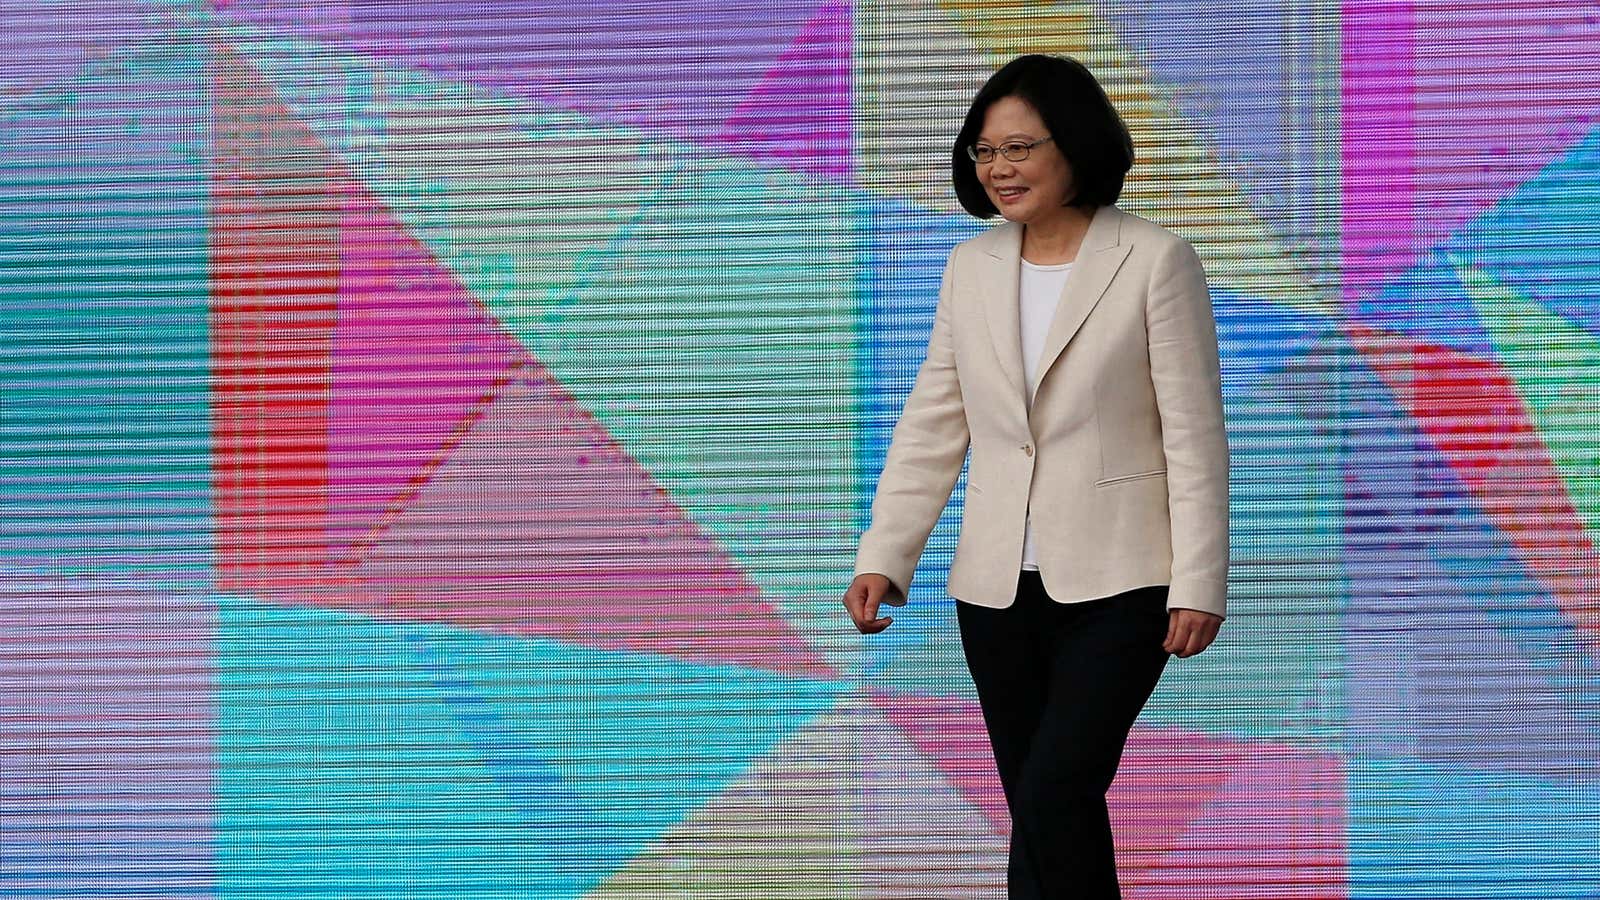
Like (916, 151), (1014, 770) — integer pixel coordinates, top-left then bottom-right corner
(1021, 443), (1034, 457)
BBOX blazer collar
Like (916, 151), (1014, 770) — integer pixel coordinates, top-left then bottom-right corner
(978, 205), (1133, 417)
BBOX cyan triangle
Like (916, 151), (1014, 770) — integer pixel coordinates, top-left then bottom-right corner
(1446, 124), (1600, 335)
(0, 46), (209, 577)
(414, 624), (844, 887)
(1349, 759), (1600, 899)
(218, 597), (843, 898)
(218, 598), (550, 897)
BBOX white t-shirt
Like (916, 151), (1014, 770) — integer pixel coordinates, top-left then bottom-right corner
(1017, 258), (1073, 570)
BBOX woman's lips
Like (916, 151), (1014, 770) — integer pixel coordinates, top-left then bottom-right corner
(996, 186), (1028, 204)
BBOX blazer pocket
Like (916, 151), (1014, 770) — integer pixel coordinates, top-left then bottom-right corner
(1094, 469), (1166, 488)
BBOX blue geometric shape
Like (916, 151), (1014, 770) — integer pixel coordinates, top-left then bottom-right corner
(1349, 758), (1600, 899)
(1213, 285), (1343, 388)
(1347, 248), (1496, 357)
(859, 199), (986, 449)
(1138, 309), (1347, 743)
(1447, 123), (1600, 335)
(218, 598), (843, 898)
(1097, 3), (1293, 166)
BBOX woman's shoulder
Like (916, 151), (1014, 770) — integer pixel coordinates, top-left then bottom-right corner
(1112, 207), (1192, 250)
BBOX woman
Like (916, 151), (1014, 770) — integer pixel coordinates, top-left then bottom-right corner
(842, 55), (1229, 899)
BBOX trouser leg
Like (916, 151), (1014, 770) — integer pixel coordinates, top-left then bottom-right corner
(959, 576), (1171, 900)
(1018, 584), (1170, 898)
(956, 573), (1052, 900)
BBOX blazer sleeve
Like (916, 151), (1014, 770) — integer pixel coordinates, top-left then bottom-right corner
(1146, 238), (1231, 618)
(852, 248), (972, 604)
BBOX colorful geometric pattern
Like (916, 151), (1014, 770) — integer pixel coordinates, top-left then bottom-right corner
(3, 1), (1599, 897)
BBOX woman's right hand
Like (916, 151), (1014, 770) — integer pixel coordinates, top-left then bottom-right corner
(843, 573), (902, 634)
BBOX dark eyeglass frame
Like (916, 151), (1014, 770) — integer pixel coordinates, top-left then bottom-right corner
(966, 135), (1054, 164)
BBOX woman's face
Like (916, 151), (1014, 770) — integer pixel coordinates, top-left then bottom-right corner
(974, 95), (1076, 224)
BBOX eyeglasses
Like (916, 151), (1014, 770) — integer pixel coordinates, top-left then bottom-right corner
(966, 135), (1053, 164)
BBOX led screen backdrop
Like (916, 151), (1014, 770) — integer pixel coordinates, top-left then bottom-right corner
(3, 0), (1599, 896)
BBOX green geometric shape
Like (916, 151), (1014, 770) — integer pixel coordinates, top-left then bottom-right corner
(1455, 255), (1600, 543)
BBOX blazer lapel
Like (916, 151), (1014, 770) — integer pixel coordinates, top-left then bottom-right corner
(1030, 205), (1131, 398)
(978, 222), (1028, 416)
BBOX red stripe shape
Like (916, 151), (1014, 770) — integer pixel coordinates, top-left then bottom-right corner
(1348, 324), (1600, 638)
(211, 42), (340, 588)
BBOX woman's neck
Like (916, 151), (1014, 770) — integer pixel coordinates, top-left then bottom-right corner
(1020, 205), (1095, 265)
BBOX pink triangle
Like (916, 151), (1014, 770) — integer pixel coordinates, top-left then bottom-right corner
(1123, 745), (1348, 899)
(713, 0), (852, 178)
(875, 690), (1347, 887)
(339, 368), (837, 678)
(874, 692), (1243, 844)
(328, 199), (526, 560)
(1411, 2), (1600, 250)
(1341, 1), (1418, 303)
(872, 690), (1010, 834)
(1106, 727), (1257, 875)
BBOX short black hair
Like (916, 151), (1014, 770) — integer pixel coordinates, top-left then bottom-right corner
(952, 55), (1134, 219)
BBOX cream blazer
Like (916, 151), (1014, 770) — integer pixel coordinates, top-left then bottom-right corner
(853, 204), (1229, 618)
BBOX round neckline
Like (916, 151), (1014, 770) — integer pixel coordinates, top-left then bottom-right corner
(1021, 258), (1075, 271)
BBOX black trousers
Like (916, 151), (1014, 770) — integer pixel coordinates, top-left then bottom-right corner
(956, 571), (1171, 900)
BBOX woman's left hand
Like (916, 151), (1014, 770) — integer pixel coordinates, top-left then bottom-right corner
(1164, 609), (1222, 658)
